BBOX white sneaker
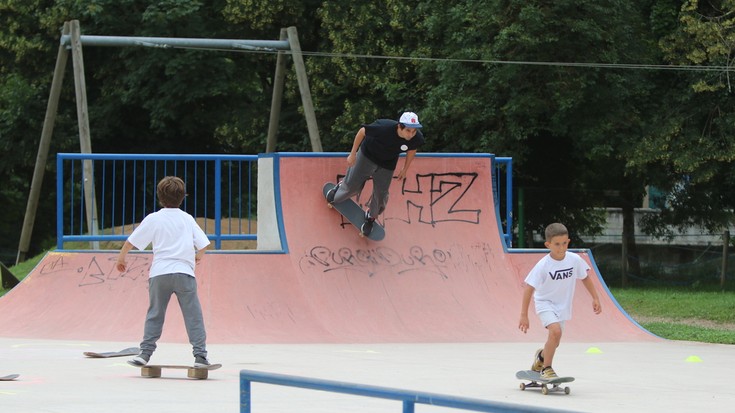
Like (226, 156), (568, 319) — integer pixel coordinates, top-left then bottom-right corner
(129, 353), (150, 366)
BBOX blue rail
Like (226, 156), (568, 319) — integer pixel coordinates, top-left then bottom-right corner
(494, 157), (513, 248)
(55, 152), (514, 250)
(239, 369), (577, 413)
(56, 153), (258, 250)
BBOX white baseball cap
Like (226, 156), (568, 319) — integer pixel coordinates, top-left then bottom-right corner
(399, 112), (422, 128)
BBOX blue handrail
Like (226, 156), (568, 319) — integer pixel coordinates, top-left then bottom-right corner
(239, 369), (577, 413)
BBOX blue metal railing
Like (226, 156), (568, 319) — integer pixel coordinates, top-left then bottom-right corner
(55, 153), (514, 250)
(56, 153), (258, 250)
(494, 157), (513, 248)
(239, 370), (577, 413)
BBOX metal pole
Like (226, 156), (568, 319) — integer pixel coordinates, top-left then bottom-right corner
(722, 230), (729, 289)
(518, 187), (525, 248)
(60, 35), (289, 51)
(240, 378), (251, 413)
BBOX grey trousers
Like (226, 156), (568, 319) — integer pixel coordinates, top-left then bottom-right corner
(333, 150), (393, 217)
(140, 273), (207, 358)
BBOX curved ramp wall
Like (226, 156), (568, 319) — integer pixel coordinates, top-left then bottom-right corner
(0, 153), (656, 343)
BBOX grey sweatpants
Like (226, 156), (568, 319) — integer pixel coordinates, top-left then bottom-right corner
(140, 273), (207, 358)
(332, 150), (393, 217)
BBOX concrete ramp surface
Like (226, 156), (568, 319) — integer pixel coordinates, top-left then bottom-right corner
(0, 154), (656, 343)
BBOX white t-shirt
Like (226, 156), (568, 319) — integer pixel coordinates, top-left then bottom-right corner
(524, 251), (590, 321)
(127, 208), (210, 278)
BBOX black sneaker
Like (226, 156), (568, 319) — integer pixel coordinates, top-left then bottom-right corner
(128, 353), (150, 366)
(360, 210), (375, 236)
(194, 355), (211, 367)
(326, 184), (339, 204)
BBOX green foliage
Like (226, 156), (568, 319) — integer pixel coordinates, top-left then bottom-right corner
(2, 0), (735, 262)
(632, 0), (735, 238)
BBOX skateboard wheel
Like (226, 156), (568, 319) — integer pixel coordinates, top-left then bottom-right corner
(519, 383), (526, 391)
(187, 368), (208, 379)
(141, 366), (161, 378)
(541, 384), (549, 395)
(564, 387), (570, 395)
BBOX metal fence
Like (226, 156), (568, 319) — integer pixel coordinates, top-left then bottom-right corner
(56, 153), (258, 250)
(55, 153), (514, 251)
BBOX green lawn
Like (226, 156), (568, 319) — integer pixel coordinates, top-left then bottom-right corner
(609, 287), (735, 344)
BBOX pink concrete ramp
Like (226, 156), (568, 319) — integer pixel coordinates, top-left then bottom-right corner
(0, 154), (657, 343)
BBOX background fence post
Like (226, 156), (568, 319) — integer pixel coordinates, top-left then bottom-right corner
(722, 230), (729, 289)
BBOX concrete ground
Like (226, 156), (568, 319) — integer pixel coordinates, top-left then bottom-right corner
(1, 337), (731, 413)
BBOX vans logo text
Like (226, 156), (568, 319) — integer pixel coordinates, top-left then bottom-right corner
(549, 268), (573, 280)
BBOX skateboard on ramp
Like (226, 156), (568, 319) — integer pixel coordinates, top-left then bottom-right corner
(83, 347), (140, 358)
(323, 182), (385, 241)
(128, 362), (222, 379)
(0, 374), (19, 381)
(516, 370), (574, 395)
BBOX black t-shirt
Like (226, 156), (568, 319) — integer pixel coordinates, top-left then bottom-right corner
(360, 119), (425, 170)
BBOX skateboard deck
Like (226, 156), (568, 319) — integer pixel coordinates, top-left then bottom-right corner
(0, 374), (19, 381)
(83, 347), (140, 358)
(323, 182), (385, 241)
(128, 362), (222, 379)
(516, 370), (574, 395)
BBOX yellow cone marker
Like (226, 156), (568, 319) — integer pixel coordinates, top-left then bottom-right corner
(586, 347), (603, 354)
(685, 355), (702, 363)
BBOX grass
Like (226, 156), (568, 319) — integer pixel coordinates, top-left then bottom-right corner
(609, 287), (735, 344)
(1, 250), (47, 296)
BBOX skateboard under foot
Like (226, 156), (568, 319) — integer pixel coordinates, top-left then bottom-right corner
(128, 362), (222, 379)
(516, 370), (574, 395)
(323, 182), (385, 241)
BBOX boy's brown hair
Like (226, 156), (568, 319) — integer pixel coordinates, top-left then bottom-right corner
(544, 222), (568, 242)
(157, 176), (186, 208)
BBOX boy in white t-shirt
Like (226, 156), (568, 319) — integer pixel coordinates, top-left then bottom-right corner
(116, 176), (212, 367)
(518, 223), (601, 379)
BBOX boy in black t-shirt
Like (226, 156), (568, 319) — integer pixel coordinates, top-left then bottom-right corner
(327, 112), (425, 235)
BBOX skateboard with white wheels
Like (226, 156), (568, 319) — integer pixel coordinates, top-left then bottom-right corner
(516, 370), (574, 395)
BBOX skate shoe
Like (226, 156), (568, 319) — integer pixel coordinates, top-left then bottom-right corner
(531, 348), (544, 372)
(326, 183), (339, 204)
(360, 210), (375, 236)
(194, 355), (211, 368)
(541, 367), (558, 380)
(129, 352), (150, 366)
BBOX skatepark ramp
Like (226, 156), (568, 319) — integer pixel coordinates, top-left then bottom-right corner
(0, 153), (657, 343)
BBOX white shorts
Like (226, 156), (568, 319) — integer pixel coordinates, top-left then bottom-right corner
(538, 311), (565, 330)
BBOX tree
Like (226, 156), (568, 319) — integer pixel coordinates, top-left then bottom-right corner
(1, 0), (76, 261)
(632, 0), (735, 238)
(1, 0), (321, 259)
(413, 1), (660, 256)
